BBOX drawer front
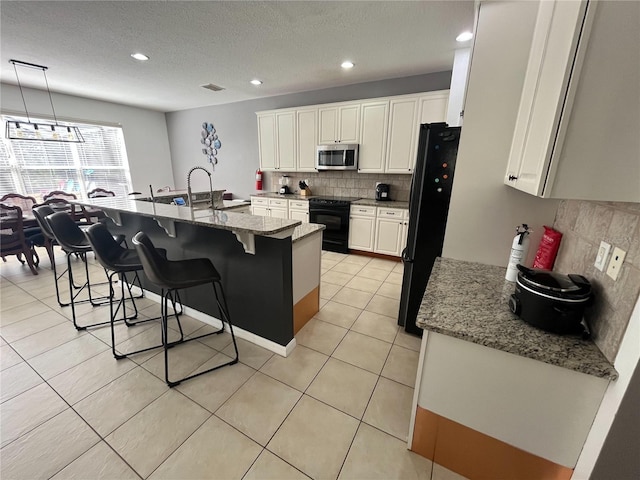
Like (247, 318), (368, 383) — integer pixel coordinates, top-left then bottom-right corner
(377, 207), (404, 218)
(289, 200), (309, 211)
(403, 209), (410, 220)
(251, 197), (269, 206)
(269, 198), (288, 208)
(350, 205), (376, 217)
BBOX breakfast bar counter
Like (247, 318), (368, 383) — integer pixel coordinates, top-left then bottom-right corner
(73, 197), (324, 355)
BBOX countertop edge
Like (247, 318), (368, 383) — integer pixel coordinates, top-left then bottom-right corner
(416, 257), (618, 381)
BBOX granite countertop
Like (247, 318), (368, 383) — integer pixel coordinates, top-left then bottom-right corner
(352, 198), (409, 209)
(251, 192), (313, 201)
(73, 197), (300, 237)
(417, 257), (618, 380)
(292, 223), (325, 243)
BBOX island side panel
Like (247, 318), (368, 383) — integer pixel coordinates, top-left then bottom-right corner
(411, 332), (609, 477)
(107, 212), (294, 347)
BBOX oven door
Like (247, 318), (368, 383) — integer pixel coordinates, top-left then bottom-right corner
(309, 206), (350, 252)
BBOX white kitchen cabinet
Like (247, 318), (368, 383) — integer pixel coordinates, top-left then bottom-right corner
(257, 114), (276, 170)
(288, 199), (309, 223)
(256, 89), (450, 175)
(385, 97), (419, 174)
(417, 91), (450, 125)
(374, 207), (406, 256)
(250, 196), (289, 218)
(296, 108), (318, 172)
(318, 104), (361, 144)
(386, 91), (449, 174)
(251, 205), (269, 216)
(348, 205), (376, 252)
(505, 0), (639, 201)
(358, 101), (389, 173)
(257, 111), (296, 171)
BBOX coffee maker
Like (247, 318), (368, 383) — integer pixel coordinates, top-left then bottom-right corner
(375, 183), (390, 201)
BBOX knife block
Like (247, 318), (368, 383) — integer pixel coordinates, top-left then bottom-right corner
(300, 188), (312, 196)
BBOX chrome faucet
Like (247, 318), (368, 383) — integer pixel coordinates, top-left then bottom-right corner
(186, 166), (213, 208)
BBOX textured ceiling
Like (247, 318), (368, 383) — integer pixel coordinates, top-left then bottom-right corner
(0, 1), (475, 113)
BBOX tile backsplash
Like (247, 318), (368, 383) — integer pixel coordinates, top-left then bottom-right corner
(263, 171), (411, 202)
(553, 200), (640, 362)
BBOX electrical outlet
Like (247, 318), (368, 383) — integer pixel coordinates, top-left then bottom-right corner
(606, 247), (626, 280)
(594, 241), (611, 271)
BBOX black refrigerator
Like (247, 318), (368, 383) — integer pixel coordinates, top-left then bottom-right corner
(398, 123), (461, 335)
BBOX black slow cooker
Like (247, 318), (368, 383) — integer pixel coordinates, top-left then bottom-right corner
(508, 265), (592, 335)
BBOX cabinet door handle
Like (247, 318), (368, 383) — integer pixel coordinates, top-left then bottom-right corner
(508, 175), (518, 181)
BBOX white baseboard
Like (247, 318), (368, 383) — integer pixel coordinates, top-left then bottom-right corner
(132, 286), (294, 357)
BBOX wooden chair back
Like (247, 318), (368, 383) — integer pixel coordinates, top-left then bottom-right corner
(88, 188), (115, 198)
(0, 203), (39, 274)
(42, 190), (77, 202)
(0, 193), (38, 217)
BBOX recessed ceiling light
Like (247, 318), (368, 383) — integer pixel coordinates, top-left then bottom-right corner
(250, 79), (263, 86)
(456, 31), (473, 42)
(131, 53), (149, 61)
(341, 61), (355, 69)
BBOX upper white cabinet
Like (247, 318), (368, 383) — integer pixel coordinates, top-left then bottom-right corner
(383, 91), (450, 174)
(257, 111), (296, 171)
(505, 0), (639, 201)
(296, 108), (318, 172)
(256, 90), (450, 175)
(358, 101), (389, 172)
(386, 97), (420, 174)
(257, 114), (276, 170)
(319, 104), (361, 144)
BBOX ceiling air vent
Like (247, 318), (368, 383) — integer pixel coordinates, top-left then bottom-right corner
(201, 83), (225, 92)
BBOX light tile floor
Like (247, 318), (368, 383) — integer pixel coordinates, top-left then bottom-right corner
(0, 247), (467, 480)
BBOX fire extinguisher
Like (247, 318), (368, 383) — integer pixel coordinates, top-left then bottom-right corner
(255, 169), (263, 191)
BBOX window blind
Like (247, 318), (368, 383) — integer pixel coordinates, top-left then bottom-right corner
(0, 115), (132, 201)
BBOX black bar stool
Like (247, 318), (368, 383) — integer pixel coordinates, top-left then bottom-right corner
(132, 231), (239, 387)
(45, 211), (123, 330)
(84, 223), (184, 358)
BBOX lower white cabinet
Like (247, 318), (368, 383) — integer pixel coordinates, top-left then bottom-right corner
(288, 199), (309, 223)
(250, 196), (288, 218)
(348, 205), (376, 252)
(374, 207), (408, 256)
(349, 205), (409, 257)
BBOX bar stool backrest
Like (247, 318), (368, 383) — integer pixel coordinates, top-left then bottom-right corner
(132, 232), (170, 288)
(45, 212), (90, 252)
(84, 223), (125, 270)
(32, 206), (57, 241)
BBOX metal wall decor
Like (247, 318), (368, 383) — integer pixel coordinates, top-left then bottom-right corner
(200, 122), (221, 167)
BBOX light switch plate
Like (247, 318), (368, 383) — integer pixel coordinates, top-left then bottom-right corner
(594, 241), (611, 271)
(606, 247), (626, 280)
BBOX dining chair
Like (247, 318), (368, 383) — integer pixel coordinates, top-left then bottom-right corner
(87, 188), (115, 198)
(37, 197), (91, 224)
(0, 193), (38, 218)
(0, 193), (48, 251)
(0, 203), (39, 275)
(86, 188), (115, 222)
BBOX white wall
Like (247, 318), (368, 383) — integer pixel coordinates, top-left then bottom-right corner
(1, 83), (174, 194)
(442, 1), (560, 267)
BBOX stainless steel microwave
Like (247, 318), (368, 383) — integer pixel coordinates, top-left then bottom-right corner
(316, 144), (359, 171)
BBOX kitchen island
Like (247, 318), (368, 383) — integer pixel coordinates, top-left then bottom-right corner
(73, 197), (324, 355)
(410, 257), (616, 479)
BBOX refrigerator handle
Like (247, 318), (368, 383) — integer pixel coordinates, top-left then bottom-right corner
(401, 248), (412, 263)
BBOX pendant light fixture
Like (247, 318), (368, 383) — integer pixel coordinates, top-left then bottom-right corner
(5, 59), (85, 143)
